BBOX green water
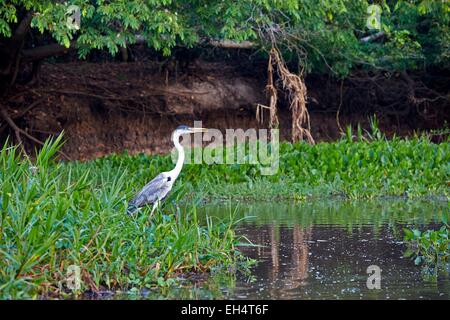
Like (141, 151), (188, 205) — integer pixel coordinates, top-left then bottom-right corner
(110, 199), (449, 300)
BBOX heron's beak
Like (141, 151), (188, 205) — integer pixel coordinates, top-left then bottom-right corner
(189, 127), (208, 133)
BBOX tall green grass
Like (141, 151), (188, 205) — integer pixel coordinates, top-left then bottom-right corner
(0, 136), (250, 299)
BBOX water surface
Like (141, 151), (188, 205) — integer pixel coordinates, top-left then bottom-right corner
(123, 200), (450, 300)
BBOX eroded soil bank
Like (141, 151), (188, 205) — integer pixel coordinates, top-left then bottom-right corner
(1, 57), (448, 160)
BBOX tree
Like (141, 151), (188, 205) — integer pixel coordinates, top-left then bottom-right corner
(1, 0), (448, 89)
(0, 1), (192, 90)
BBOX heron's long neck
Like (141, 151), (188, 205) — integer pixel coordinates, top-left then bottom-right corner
(169, 133), (184, 179)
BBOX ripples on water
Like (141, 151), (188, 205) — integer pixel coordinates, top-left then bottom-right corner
(116, 200), (449, 300)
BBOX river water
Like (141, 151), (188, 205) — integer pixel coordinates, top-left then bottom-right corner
(121, 199), (449, 300)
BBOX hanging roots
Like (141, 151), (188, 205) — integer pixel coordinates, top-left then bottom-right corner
(266, 51), (279, 129)
(263, 47), (314, 144)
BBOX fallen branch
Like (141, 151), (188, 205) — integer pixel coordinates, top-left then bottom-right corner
(0, 106), (70, 160)
(13, 98), (45, 120)
(0, 106), (24, 154)
(0, 98), (45, 136)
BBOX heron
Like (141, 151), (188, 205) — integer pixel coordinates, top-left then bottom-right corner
(127, 125), (208, 216)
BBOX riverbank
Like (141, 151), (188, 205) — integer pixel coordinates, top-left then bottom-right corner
(1, 60), (448, 160)
(0, 134), (448, 298)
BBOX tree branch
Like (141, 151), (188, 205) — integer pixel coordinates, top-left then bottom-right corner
(360, 32), (385, 43)
(0, 106), (70, 160)
(21, 42), (76, 62)
(12, 12), (34, 43)
(20, 36), (258, 64)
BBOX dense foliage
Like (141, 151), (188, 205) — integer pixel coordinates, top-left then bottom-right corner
(0, 136), (250, 298)
(89, 133), (449, 200)
(0, 0), (448, 75)
(404, 221), (449, 275)
(0, 130), (448, 297)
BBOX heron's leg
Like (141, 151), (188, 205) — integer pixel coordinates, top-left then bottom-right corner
(149, 201), (158, 217)
(149, 199), (161, 219)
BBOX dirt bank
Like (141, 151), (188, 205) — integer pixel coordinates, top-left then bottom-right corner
(1, 59), (448, 160)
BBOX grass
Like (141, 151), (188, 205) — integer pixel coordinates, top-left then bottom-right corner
(0, 136), (252, 299)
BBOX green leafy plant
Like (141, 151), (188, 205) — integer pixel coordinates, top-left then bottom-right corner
(93, 133), (449, 201)
(1, 131), (448, 298)
(1, 1), (449, 80)
(403, 218), (449, 273)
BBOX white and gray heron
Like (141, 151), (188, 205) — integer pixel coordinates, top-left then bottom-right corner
(127, 125), (207, 216)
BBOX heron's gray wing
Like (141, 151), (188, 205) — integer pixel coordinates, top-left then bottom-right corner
(128, 173), (169, 208)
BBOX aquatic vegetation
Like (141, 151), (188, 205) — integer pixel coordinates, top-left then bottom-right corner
(0, 137), (252, 299)
(403, 222), (449, 272)
(0, 132), (448, 298)
(201, 200), (448, 231)
(90, 135), (449, 200)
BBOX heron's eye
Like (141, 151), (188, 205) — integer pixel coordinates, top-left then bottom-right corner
(167, 177), (171, 182)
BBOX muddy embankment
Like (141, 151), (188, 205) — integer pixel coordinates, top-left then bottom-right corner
(1, 57), (448, 160)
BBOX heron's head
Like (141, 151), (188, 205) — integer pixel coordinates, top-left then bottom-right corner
(174, 125), (208, 135)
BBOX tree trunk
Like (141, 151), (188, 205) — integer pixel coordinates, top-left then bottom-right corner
(0, 12), (33, 93)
